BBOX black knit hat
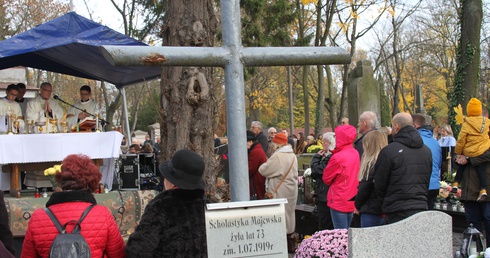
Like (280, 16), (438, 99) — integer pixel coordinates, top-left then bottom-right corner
(246, 130), (256, 141)
(159, 149), (205, 189)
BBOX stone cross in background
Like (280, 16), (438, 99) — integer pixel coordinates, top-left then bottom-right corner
(100, 0), (351, 201)
(415, 84), (426, 114)
(348, 60), (381, 126)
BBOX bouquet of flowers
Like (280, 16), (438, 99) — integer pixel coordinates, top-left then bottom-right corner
(295, 229), (349, 258)
(44, 165), (62, 190)
(439, 181), (452, 199)
(307, 144), (323, 153)
(303, 168), (316, 195)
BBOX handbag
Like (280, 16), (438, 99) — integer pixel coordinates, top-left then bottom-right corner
(264, 156), (295, 199)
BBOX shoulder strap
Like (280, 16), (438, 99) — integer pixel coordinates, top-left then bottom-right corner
(72, 204), (95, 233)
(44, 207), (65, 234)
(43, 204), (95, 234)
(271, 156), (296, 195)
(480, 117), (487, 133)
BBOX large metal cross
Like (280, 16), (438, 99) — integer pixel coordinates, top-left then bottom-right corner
(101, 0), (351, 201)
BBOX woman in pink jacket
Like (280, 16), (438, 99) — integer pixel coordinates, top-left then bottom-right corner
(323, 124), (360, 229)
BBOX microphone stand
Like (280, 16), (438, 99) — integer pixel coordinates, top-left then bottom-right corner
(54, 96), (110, 125)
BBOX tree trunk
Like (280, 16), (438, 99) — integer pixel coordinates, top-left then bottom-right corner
(326, 66), (336, 128)
(391, 11), (401, 116)
(302, 66), (310, 136)
(449, 0), (482, 137)
(315, 64), (325, 136)
(161, 0), (219, 196)
(460, 0), (482, 105)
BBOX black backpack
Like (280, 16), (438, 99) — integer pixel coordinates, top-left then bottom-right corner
(44, 204), (95, 258)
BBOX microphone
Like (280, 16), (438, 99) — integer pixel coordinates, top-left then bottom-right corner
(53, 95), (110, 125)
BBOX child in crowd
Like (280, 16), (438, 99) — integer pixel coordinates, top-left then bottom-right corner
(452, 98), (490, 201)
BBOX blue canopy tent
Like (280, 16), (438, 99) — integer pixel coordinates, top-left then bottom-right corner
(0, 12), (161, 87)
(0, 12), (161, 141)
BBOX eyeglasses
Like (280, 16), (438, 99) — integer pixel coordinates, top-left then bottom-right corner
(269, 132), (276, 134)
(41, 88), (52, 93)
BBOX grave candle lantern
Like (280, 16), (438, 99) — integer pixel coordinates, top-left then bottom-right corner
(460, 223), (484, 258)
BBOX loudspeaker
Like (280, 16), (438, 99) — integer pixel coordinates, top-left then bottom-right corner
(118, 154), (140, 190)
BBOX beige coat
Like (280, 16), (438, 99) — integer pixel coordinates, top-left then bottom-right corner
(259, 145), (298, 234)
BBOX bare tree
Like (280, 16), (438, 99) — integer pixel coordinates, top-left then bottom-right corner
(333, 0), (388, 120)
(372, 0), (422, 116)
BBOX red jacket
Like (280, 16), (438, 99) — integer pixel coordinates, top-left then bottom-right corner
(323, 125), (360, 213)
(248, 142), (267, 199)
(21, 191), (126, 258)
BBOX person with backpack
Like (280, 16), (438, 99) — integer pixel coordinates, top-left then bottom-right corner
(21, 154), (126, 258)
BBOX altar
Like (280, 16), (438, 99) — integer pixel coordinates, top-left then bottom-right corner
(0, 131), (123, 197)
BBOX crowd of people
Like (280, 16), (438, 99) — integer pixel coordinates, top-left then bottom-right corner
(3, 82), (490, 256)
(244, 98), (490, 252)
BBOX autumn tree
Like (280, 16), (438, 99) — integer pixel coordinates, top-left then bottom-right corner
(241, 0), (296, 125)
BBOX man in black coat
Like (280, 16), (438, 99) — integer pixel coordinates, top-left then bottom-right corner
(374, 112), (432, 224)
(354, 111), (379, 157)
(250, 121), (268, 154)
(125, 150), (207, 257)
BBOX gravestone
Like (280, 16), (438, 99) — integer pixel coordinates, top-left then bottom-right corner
(415, 84), (426, 114)
(348, 60), (380, 125)
(414, 85), (433, 125)
(348, 211), (452, 257)
(205, 199), (288, 257)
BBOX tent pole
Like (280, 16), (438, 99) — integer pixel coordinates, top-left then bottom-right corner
(121, 87), (131, 148)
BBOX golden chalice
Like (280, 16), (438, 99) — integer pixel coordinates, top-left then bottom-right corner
(35, 121), (46, 133)
(60, 121), (68, 133)
(49, 118), (58, 133)
(13, 120), (19, 134)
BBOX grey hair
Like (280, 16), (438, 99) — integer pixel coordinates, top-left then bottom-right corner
(360, 111), (379, 130)
(322, 132), (336, 152)
(251, 121), (263, 129)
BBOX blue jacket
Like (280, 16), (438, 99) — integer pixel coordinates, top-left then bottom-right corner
(418, 126), (442, 190)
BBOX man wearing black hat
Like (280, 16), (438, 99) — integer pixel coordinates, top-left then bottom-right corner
(125, 149), (207, 257)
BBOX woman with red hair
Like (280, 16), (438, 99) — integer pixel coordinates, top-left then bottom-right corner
(21, 154), (126, 258)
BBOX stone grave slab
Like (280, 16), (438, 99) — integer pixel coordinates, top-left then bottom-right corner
(349, 211), (452, 257)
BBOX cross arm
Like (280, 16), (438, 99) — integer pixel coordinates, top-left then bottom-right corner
(100, 46), (230, 67)
(241, 47), (351, 66)
(100, 46), (351, 67)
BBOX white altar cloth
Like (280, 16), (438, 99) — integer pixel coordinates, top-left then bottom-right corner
(0, 131), (123, 164)
(0, 131), (123, 191)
